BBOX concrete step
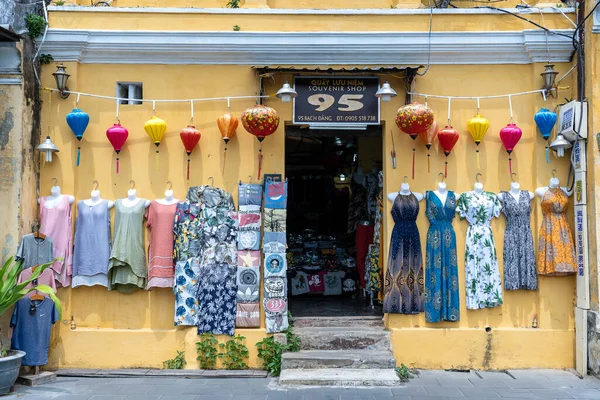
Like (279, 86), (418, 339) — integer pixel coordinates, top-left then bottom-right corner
(282, 350), (396, 369)
(295, 327), (391, 351)
(294, 316), (384, 328)
(279, 368), (401, 386)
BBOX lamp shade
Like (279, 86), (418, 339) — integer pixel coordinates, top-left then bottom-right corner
(438, 125), (459, 156)
(66, 108), (89, 141)
(395, 102), (434, 136)
(106, 123), (129, 173)
(534, 108), (557, 140)
(467, 114), (490, 145)
(144, 115), (167, 146)
(241, 105), (280, 142)
(217, 113), (239, 144)
(180, 125), (201, 156)
(36, 136), (59, 163)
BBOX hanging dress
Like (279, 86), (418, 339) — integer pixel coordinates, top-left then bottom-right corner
(39, 195), (73, 287)
(146, 201), (177, 289)
(456, 191), (503, 310)
(193, 186), (238, 336)
(500, 191), (537, 290)
(537, 187), (577, 276)
(72, 200), (111, 288)
(383, 193), (424, 314)
(424, 191), (460, 323)
(108, 199), (147, 294)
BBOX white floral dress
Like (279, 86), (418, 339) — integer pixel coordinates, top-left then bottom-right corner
(456, 191), (503, 310)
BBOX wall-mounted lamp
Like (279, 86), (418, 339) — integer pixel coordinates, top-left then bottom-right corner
(36, 136), (59, 162)
(375, 81), (397, 103)
(53, 63), (71, 99)
(549, 133), (571, 157)
(540, 63), (558, 98)
(276, 81), (298, 103)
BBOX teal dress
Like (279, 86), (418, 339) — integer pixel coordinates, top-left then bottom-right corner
(424, 191), (460, 322)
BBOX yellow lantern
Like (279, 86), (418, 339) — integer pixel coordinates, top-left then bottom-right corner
(467, 113), (490, 169)
(144, 115), (167, 170)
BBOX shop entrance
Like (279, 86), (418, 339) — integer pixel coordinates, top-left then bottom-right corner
(285, 125), (384, 317)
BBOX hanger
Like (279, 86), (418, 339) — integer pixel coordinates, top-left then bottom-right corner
(166, 181), (173, 190)
(129, 180), (136, 189)
(438, 172), (445, 182)
(92, 180), (99, 191)
(511, 173), (517, 182)
(476, 173), (482, 183)
(30, 293), (45, 301)
(51, 178), (58, 186)
(239, 175), (253, 185)
(552, 169), (557, 179)
(32, 221), (45, 240)
(403, 176), (408, 184)
(208, 177), (214, 187)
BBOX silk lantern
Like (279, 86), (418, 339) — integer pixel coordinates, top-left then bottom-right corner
(438, 125), (459, 178)
(534, 108), (557, 163)
(66, 108), (89, 167)
(106, 123), (129, 174)
(144, 115), (167, 170)
(418, 120), (439, 173)
(241, 104), (280, 180)
(467, 113), (490, 169)
(180, 125), (201, 181)
(499, 123), (523, 175)
(217, 113), (238, 174)
(395, 102), (434, 179)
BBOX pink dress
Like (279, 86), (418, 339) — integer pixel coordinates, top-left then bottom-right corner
(145, 201), (177, 289)
(40, 196), (73, 287)
(17, 268), (57, 297)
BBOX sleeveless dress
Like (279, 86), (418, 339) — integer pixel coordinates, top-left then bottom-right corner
(456, 191), (503, 309)
(424, 191), (459, 322)
(146, 201), (177, 289)
(500, 191), (537, 290)
(383, 193), (424, 314)
(537, 188), (576, 276)
(40, 195), (73, 287)
(72, 200), (111, 288)
(108, 199), (147, 293)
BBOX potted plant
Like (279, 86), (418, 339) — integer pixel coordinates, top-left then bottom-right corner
(0, 257), (61, 395)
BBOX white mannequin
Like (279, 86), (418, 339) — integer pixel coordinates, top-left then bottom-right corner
(38, 183), (75, 208)
(84, 188), (115, 209)
(474, 181), (484, 194)
(156, 188), (179, 205)
(433, 181), (449, 205)
(498, 181), (534, 203)
(122, 188), (150, 208)
(535, 176), (572, 198)
(387, 179), (424, 202)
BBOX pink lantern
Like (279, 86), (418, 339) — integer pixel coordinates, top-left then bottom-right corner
(106, 123), (129, 174)
(499, 123), (522, 174)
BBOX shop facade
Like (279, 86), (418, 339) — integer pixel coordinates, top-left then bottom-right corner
(9, 1), (586, 371)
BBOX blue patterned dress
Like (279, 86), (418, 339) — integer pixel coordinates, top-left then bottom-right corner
(424, 191), (460, 322)
(383, 193), (424, 314)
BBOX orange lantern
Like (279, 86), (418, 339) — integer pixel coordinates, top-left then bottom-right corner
(217, 113), (238, 174)
(418, 120), (439, 173)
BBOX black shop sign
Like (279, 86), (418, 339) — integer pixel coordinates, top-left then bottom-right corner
(293, 76), (380, 126)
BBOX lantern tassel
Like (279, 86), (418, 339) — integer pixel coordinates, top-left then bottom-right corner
(444, 158), (448, 178)
(156, 150), (159, 171)
(258, 149), (263, 180)
(412, 147), (415, 180)
(116, 157), (119, 174)
(545, 140), (550, 163)
(476, 149), (480, 169)
(509, 157), (512, 175)
(76, 146), (81, 167)
(223, 148), (227, 175)
(187, 159), (190, 181)
(427, 153), (430, 173)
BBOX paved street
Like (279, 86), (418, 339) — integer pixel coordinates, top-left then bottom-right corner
(6, 369), (600, 400)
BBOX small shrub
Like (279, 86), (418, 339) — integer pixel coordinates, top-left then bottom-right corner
(256, 328), (301, 377)
(162, 350), (186, 370)
(25, 14), (47, 39)
(226, 0), (240, 7)
(218, 334), (249, 370)
(233, 25), (241, 31)
(196, 333), (219, 369)
(40, 54), (54, 65)
(395, 363), (419, 382)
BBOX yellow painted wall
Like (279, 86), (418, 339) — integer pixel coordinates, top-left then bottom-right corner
(39, 60), (576, 370)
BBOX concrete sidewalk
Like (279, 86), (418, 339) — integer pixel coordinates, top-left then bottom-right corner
(5, 369), (600, 399)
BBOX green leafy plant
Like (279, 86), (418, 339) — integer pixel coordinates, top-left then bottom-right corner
(162, 350), (186, 370)
(233, 25), (241, 31)
(287, 311), (295, 328)
(53, 0), (66, 5)
(196, 333), (219, 369)
(395, 364), (419, 382)
(226, 0), (240, 7)
(0, 257), (61, 356)
(218, 334), (249, 370)
(256, 328), (301, 377)
(40, 54), (54, 65)
(25, 14), (47, 39)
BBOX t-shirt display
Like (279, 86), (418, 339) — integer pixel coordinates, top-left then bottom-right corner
(17, 268), (57, 298)
(16, 234), (54, 271)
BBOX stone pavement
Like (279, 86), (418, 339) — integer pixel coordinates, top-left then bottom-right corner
(5, 369), (600, 399)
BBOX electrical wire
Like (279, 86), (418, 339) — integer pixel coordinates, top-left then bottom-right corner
(32, 0), (49, 85)
(416, 1), (434, 76)
(408, 88), (548, 100)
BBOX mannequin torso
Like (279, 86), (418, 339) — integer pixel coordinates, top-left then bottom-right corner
(156, 189), (179, 205)
(535, 177), (572, 198)
(432, 182), (449, 205)
(83, 190), (115, 209)
(498, 182), (534, 202)
(39, 186), (75, 208)
(387, 183), (423, 202)
(122, 189), (151, 208)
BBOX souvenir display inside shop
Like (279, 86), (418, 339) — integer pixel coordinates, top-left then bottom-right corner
(285, 134), (384, 317)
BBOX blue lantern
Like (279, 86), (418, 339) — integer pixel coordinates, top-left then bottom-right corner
(534, 108), (557, 164)
(66, 108), (89, 166)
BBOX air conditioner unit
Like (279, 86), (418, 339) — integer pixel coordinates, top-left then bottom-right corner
(557, 100), (588, 142)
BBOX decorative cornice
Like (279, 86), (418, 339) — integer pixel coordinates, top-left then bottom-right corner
(0, 78), (21, 85)
(41, 29), (575, 65)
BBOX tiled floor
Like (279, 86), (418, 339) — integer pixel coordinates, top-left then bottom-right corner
(6, 369), (600, 399)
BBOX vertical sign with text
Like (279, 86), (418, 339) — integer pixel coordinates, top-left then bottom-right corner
(293, 76), (380, 126)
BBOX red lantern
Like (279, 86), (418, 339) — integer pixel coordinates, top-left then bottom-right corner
(499, 123), (522, 175)
(395, 102), (434, 179)
(180, 125), (201, 181)
(241, 104), (280, 179)
(437, 125), (459, 178)
(106, 123), (129, 174)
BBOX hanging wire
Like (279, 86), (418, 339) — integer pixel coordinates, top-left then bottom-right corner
(508, 95), (513, 122)
(115, 99), (120, 123)
(416, 0), (434, 77)
(190, 100), (195, 125)
(476, 97), (481, 114)
(75, 93), (80, 107)
(409, 88), (549, 101)
(447, 98), (451, 125)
